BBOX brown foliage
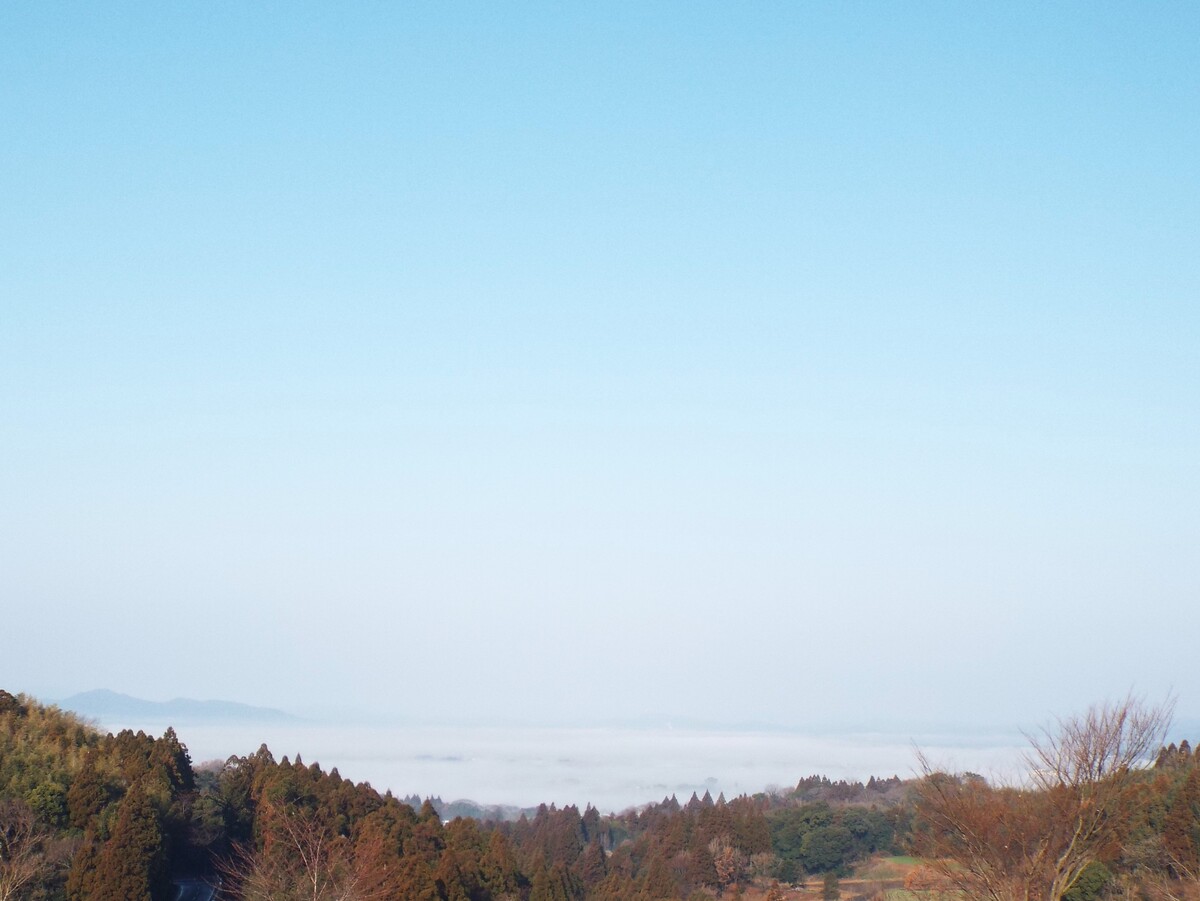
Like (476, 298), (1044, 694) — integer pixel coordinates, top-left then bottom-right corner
(223, 802), (396, 901)
(913, 694), (1171, 901)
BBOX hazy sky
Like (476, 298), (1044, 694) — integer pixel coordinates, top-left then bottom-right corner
(2, 3), (1197, 734)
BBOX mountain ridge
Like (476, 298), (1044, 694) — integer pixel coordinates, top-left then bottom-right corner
(59, 688), (296, 724)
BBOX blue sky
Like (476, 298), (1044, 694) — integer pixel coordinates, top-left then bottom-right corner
(2, 3), (1197, 732)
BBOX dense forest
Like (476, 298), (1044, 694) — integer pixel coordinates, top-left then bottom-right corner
(2, 689), (1198, 901)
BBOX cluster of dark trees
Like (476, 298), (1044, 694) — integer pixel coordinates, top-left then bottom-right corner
(5, 689), (1200, 901)
(768, 802), (896, 883)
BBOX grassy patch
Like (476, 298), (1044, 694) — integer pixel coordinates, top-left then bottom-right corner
(850, 854), (923, 882)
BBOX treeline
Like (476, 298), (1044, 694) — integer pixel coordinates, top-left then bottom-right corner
(0, 690), (908, 900)
(8, 689), (1200, 901)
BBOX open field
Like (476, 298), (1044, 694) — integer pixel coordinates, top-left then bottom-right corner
(718, 855), (925, 901)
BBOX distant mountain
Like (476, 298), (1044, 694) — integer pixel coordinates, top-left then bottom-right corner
(59, 689), (295, 725)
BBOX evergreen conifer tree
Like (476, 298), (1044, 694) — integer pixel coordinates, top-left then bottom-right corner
(65, 831), (101, 901)
(92, 783), (168, 901)
(1164, 766), (1200, 876)
(67, 752), (109, 832)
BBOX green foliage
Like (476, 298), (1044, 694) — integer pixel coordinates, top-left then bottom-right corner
(770, 803), (886, 877)
(2, 693), (210, 901)
(1, 694), (99, 811)
(7, 685), (1195, 901)
(91, 782), (169, 901)
(0, 694), (912, 901)
(25, 781), (68, 829)
(1062, 861), (1110, 901)
(68, 752), (114, 833)
(802, 825), (853, 874)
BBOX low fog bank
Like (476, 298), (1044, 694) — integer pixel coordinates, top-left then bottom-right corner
(99, 721), (1027, 813)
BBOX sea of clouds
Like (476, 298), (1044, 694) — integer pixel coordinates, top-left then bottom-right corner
(103, 721), (1028, 813)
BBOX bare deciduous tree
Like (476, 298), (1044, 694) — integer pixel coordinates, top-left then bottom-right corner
(222, 803), (394, 901)
(708, 835), (747, 894)
(913, 694), (1173, 901)
(0, 800), (68, 901)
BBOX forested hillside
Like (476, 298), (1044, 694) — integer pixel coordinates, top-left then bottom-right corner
(3, 689), (1200, 901)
